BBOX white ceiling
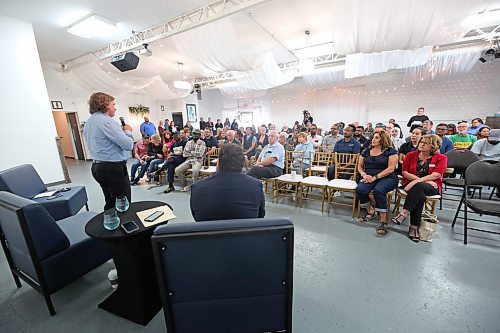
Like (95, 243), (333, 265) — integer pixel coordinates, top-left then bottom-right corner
(0, 0), (333, 80)
(1, 0), (499, 83)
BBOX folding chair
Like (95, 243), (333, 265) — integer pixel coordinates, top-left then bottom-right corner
(442, 150), (482, 224)
(459, 160), (500, 244)
(326, 153), (360, 217)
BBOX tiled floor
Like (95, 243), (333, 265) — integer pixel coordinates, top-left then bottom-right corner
(1, 159), (499, 332)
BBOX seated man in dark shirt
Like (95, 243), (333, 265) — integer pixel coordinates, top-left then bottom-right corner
(190, 143), (265, 221)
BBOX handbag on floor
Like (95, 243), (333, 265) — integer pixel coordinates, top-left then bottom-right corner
(419, 207), (439, 242)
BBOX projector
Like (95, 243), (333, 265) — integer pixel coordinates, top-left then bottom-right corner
(138, 43), (152, 57)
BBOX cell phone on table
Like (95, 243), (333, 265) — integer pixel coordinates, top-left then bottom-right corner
(121, 221), (139, 233)
(144, 210), (164, 222)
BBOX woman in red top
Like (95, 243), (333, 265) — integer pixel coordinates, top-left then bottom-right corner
(391, 135), (448, 242)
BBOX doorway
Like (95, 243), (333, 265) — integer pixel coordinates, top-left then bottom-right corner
(52, 111), (86, 160)
(172, 112), (184, 130)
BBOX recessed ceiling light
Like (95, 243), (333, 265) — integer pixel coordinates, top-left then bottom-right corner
(67, 14), (117, 38)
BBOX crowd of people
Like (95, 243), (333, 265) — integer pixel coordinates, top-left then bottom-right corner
(84, 93), (499, 243)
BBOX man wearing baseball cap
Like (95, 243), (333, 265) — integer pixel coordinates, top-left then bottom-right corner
(175, 128), (206, 192)
(471, 128), (500, 162)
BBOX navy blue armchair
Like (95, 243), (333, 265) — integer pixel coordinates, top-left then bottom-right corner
(151, 218), (294, 333)
(0, 164), (88, 221)
(0, 191), (111, 315)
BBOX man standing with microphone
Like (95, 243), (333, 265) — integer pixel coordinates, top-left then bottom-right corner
(84, 92), (134, 210)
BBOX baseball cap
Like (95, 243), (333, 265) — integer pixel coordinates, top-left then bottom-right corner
(488, 129), (500, 141)
(142, 133), (150, 139)
(375, 123), (385, 128)
(192, 129), (201, 135)
(171, 129), (179, 135)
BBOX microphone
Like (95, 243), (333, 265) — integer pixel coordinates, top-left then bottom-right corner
(119, 117), (126, 126)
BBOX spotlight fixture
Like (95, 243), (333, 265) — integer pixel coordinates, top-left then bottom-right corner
(137, 43), (152, 57)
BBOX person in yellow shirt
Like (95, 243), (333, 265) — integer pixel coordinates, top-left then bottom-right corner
(450, 121), (477, 150)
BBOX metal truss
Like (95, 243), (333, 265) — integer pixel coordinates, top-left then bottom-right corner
(194, 53), (346, 87)
(69, 0), (270, 63)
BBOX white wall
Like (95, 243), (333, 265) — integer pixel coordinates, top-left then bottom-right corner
(0, 15), (64, 183)
(365, 61), (500, 130)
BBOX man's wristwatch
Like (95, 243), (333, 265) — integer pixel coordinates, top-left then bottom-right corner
(374, 174), (379, 179)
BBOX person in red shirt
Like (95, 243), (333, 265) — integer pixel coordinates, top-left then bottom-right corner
(391, 135), (447, 242)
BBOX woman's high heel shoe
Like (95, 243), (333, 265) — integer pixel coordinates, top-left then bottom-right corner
(391, 213), (407, 225)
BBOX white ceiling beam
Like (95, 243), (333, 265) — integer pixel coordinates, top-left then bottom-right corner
(64, 0), (270, 65)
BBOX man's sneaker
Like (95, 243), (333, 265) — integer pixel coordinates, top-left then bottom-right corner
(163, 186), (175, 194)
(130, 179), (139, 186)
(181, 185), (191, 192)
(130, 177), (135, 182)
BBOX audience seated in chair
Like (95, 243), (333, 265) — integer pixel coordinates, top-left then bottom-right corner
(327, 124), (361, 180)
(246, 130), (285, 179)
(450, 121), (477, 150)
(154, 131), (187, 193)
(190, 144), (265, 221)
(175, 129), (206, 192)
(292, 132), (314, 173)
(130, 134), (150, 184)
(391, 135), (447, 242)
(398, 127), (425, 175)
(356, 130), (398, 235)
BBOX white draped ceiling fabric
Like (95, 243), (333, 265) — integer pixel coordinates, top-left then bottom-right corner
(63, 1), (491, 101)
(404, 45), (485, 81)
(345, 46), (433, 78)
(332, 0), (487, 78)
(171, 18), (254, 75)
(65, 61), (192, 100)
(172, 18), (296, 96)
(300, 45), (485, 88)
(331, 0), (485, 55)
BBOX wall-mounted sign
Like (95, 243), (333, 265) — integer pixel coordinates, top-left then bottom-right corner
(51, 101), (63, 109)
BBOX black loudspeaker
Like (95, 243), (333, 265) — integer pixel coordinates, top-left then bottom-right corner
(111, 52), (139, 72)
